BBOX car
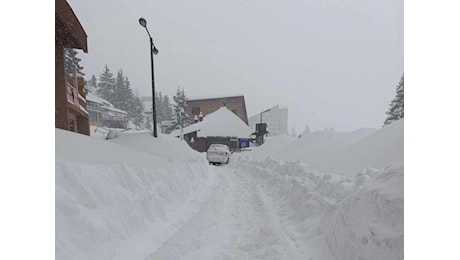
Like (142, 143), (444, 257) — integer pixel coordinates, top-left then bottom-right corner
(206, 144), (231, 165)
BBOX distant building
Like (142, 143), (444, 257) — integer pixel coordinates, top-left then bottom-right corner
(86, 93), (129, 129)
(55, 0), (90, 135)
(248, 105), (288, 136)
(186, 94), (249, 125)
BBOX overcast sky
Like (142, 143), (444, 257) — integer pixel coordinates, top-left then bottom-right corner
(67, 0), (403, 132)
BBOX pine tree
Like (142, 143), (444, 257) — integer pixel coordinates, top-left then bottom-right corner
(97, 65), (116, 102)
(111, 70), (135, 117)
(131, 96), (145, 130)
(87, 75), (98, 94)
(123, 76), (137, 117)
(144, 114), (152, 130)
(170, 87), (190, 131)
(155, 92), (173, 123)
(156, 91), (164, 122)
(111, 70), (126, 109)
(64, 48), (85, 82)
(163, 95), (173, 120)
(384, 74), (404, 126)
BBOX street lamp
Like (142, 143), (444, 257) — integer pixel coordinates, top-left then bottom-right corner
(256, 108), (271, 145)
(260, 108), (271, 124)
(139, 17), (159, 137)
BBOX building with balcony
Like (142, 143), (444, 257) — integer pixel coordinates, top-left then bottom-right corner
(86, 93), (129, 129)
(55, 0), (89, 135)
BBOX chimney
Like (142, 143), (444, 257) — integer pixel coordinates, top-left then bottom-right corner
(194, 115), (198, 123)
(199, 112), (204, 122)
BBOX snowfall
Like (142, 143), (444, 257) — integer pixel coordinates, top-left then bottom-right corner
(56, 119), (403, 260)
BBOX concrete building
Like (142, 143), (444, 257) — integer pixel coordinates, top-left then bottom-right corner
(248, 105), (288, 136)
(55, 0), (90, 135)
(186, 94), (249, 125)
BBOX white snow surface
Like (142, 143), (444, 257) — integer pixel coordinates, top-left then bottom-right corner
(56, 118), (403, 259)
(56, 129), (218, 260)
(249, 119), (403, 176)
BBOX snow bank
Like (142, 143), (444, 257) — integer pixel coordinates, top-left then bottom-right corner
(55, 129), (218, 260)
(246, 135), (297, 160)
(318, 163), (404, 260)
(231, 157), (403, 259)
(233, 119), (404, 259)
(249, 119), (403, 176)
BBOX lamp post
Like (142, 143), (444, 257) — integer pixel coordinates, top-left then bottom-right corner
(260, 108), (271, 124)
(257, 108), (271, 145)
(139, 17), (159, 137)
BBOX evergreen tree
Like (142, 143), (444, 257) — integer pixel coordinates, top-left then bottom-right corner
(144, 114), (152, 130)
(170, 87), (190, 131)
(97, 65), (116, 102)
(131, 96), (145, 130)
(384, 74), (404, 126)
(155, 92), (174, 123)
(87, 75), (98, 94)
(123, 76), (137, 117)
(111, 70), (125, 108)
(156, 91), (164, 122)
(112, 70), (135, 117)
(64, 48), (84, 82)
(163, 95), (173, 120)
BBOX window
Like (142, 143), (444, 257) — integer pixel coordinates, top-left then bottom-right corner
(192, 106), (200, 115)
(89, 111), (98, 123)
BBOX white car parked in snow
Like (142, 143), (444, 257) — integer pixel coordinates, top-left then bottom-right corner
(206, 144), (231, 165)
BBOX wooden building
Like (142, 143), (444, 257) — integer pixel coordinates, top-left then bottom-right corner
(186, 94), (249, 125)
(55, 0), (90, 135)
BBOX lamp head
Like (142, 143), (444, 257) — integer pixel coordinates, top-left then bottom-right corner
(153, 46), (159, 55)
(138, 17), (147, 28)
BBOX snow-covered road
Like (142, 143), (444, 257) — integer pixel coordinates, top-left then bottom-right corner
(146, 161), (333, 260)
(56, 128), (403, 260)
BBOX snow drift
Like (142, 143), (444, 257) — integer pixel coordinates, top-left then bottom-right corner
(250, 119), (403, 176)
(55, 129), (218, 260)
(234, 119), (404, 259)
(232, 156), (403, 260)
(318, 163), (404, 260)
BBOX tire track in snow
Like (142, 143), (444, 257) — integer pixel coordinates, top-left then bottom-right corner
(146, 163), (307, 259)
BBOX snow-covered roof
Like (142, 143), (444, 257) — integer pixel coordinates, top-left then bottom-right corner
(187, 94), (244, 101)
(86, 92), (113, 107)
(105, 106), (128, 115)
(86, 92), (128, 115)
(170, 106), (252, 138)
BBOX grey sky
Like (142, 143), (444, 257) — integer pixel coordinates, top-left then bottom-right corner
(68, 0), (403, 132)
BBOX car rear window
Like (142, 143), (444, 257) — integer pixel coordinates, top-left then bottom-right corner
(209, 144), (228, 151)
